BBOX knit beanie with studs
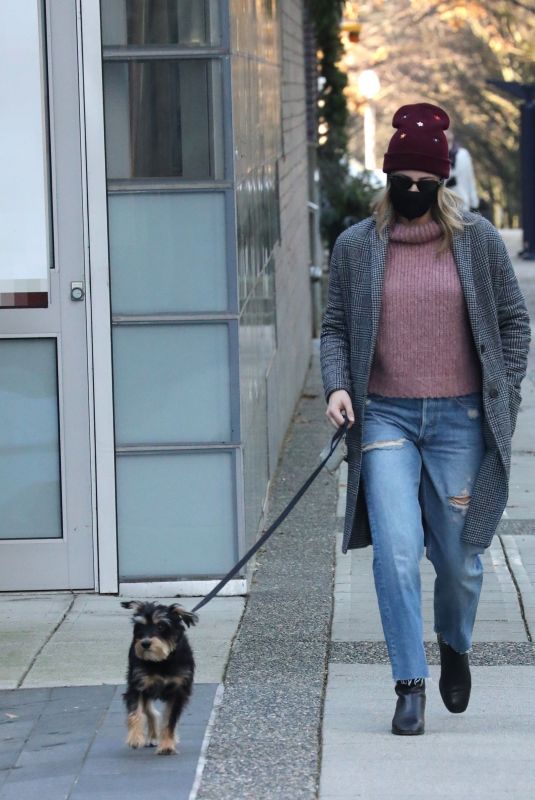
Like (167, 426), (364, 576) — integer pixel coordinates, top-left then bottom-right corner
(383, 103), (451, 179)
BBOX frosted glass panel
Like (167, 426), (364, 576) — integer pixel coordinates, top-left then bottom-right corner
(113, 324), (231, 444)
(117, 452), (236, 579)
(108, 193), (227, 314)
(0, 339), (61, 539)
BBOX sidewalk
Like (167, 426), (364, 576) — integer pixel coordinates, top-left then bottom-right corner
(1, 231), (534, 799)
(0, 597), (244, 799)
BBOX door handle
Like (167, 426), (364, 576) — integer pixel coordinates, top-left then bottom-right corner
(71, 281), (85, 301)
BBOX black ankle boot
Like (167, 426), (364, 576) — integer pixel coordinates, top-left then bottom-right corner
(437, 633), (471, 713)
(391, 679), (425, 735)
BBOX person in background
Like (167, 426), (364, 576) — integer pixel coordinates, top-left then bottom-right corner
(445, 128), (479, 212)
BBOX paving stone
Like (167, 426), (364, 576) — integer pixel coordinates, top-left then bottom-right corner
(15, 741), (88, 767)
(0, 774), (76, 800)
(0, 702), (47, 724)
(0, 720), (35, 744)
(0, 690), (51, 709)
(0, 682), (218, 799)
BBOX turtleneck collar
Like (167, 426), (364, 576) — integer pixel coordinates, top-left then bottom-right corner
(389, 219), (442, 244)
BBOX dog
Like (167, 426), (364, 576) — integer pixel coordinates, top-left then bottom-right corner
(121, 600), (198, 755)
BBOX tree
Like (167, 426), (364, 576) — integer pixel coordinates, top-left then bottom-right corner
(306, 2), (381, 250)
(348, 0), (534, 224)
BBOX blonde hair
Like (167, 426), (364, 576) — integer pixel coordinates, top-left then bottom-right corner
(372, 183), (466, 254)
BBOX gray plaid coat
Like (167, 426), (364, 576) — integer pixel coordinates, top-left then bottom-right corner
(320, 213), (531, 553)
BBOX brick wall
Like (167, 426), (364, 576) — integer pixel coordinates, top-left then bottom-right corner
(266, 0), (312, 478)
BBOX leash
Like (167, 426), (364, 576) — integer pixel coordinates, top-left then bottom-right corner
(189, 415), (350, 614)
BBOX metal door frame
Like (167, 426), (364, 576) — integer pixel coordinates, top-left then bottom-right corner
(79, 0), (118, 593)
(0, 0), (98, 591)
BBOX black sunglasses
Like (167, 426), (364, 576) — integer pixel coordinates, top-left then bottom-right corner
(388, 174), (443, 194)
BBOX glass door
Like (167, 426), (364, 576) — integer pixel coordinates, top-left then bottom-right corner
(0, 1), (94, 590)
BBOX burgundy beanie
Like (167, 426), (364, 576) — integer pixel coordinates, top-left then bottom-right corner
(383, 103), (451, 179)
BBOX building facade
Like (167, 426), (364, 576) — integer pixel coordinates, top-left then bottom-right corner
(0, 0), (314, 594)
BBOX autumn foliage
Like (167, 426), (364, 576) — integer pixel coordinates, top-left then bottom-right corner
(344, 0), (535, 225)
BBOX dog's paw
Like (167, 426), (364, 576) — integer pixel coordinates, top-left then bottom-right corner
(126, 710), (146, 749)
(156, 743), (177, 755)
(156, 734), (178, 755)
(145, 737), (158, 747)
(126, 730), (146, 749)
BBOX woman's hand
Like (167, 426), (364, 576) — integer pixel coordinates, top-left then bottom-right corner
(326, 389), (355, 429)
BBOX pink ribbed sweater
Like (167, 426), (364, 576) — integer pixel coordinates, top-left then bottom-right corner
(367, 219), (482, 398)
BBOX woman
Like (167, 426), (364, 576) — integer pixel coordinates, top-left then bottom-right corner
(320, 103), (530, 735)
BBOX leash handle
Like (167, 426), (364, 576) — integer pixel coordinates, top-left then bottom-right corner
(190, 415), (350, 614)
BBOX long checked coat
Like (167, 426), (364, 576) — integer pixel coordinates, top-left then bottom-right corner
(320, 213), (531, 553)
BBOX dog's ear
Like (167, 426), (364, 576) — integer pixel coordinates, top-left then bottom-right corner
(169, 605), (199, 628)
(121, 600), (144, 613)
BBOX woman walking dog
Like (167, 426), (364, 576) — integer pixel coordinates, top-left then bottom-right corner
(320, 102), (530, 735)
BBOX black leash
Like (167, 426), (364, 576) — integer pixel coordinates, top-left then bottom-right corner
(189, 415), (349, 614)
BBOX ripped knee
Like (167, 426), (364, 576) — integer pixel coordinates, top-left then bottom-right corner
(448, 490), (471, 514)
(362, 437), (406, 454)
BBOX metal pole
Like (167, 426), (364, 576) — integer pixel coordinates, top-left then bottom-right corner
(520, 99), (535, 258)
(487, 81), (535, 260)
(363, 102), (376, 170)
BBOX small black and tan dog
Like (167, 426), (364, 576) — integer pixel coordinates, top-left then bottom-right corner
(121, 600), (198, 755)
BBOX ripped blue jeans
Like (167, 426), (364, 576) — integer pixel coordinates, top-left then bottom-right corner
(360, 391), (486, 681)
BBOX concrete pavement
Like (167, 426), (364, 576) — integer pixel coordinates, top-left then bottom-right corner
(320, 664), (535, 800)
(0, 594), (244, 689)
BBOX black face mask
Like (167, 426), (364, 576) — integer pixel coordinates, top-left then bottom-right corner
(388, 176), (440, 220)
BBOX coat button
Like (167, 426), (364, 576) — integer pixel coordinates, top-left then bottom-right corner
(489, 387), (499, 399)
(480, 343), (486, 353)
